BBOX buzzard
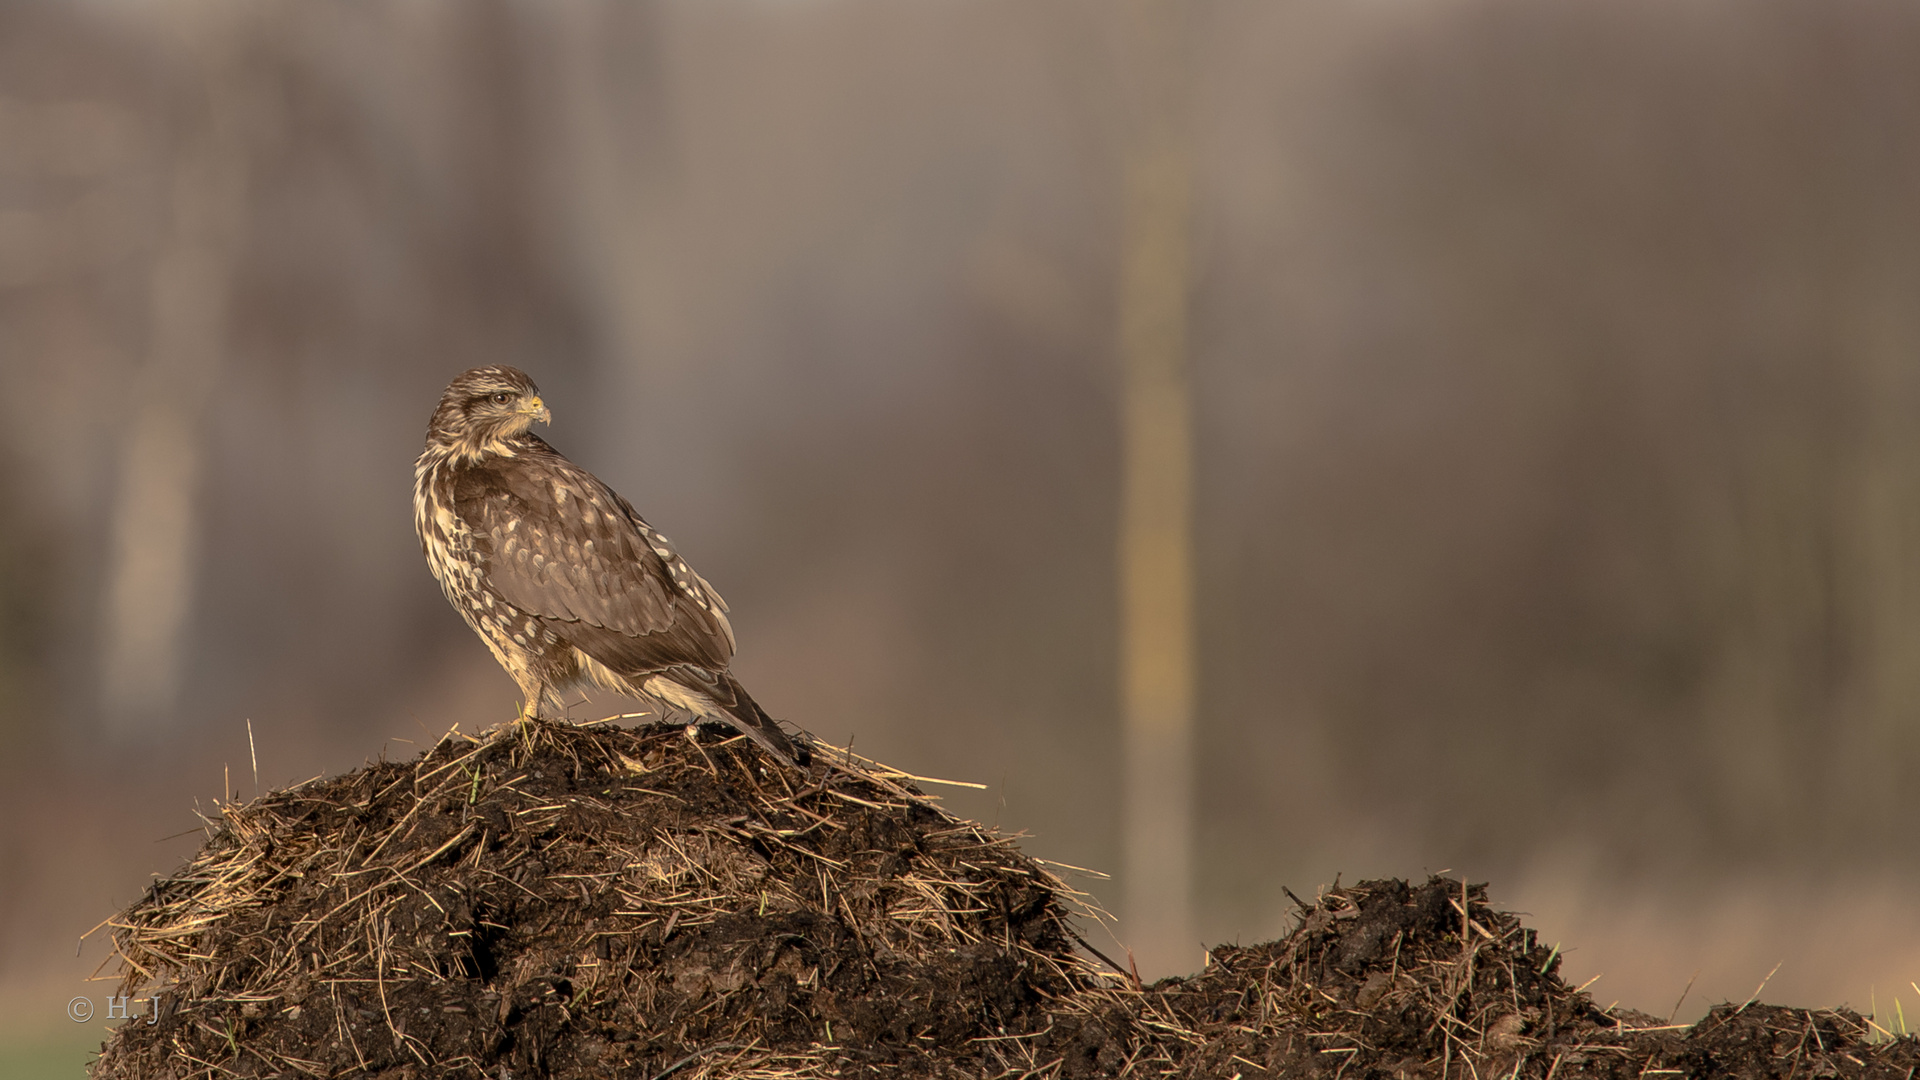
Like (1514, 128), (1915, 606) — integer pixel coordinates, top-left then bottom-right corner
(413, 366), (807, 766)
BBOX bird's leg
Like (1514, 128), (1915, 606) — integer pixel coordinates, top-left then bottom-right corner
(513, 673), (549, 724)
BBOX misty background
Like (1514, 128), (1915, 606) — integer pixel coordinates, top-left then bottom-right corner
(5, 0), (1920, 1065)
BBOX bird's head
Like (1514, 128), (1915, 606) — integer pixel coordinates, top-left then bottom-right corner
(427, 366), (552, 457)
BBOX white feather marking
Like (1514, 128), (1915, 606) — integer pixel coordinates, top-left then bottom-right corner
(641, 674), (720, 718)
(571, 650), (637, 695)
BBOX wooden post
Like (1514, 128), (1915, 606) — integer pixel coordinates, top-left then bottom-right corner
(1117, 0), (1195, 978)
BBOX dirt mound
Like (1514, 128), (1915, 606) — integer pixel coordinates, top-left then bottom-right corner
(1136, 878), (1920, 1080)
(92, 719), (1126, 1078)
(89, 720), (1920, 1079)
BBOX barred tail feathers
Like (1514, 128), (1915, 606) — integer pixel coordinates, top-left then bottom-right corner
(716, 674), (808, 767)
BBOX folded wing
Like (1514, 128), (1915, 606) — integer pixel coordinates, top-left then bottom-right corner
(452, 447), (735, 677)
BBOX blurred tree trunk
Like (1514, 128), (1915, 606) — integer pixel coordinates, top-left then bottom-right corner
(550, 0), (672, 386)
(100, 1), (248, 736)
(1117, 0), (1195, 978)
(1838, 243), (1920, 822)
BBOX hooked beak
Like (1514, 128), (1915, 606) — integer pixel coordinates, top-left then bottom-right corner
(522, 396), (551, 425)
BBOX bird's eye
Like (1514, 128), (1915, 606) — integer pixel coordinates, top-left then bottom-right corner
(490, 391), (514, 405)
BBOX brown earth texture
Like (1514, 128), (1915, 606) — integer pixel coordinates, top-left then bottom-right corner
(88, 719), (1920, 1079)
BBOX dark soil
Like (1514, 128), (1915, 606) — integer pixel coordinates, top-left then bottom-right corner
(89, 720), (1920, 1079)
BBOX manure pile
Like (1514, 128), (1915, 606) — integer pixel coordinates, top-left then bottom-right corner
(92, 720), (1920, 1079)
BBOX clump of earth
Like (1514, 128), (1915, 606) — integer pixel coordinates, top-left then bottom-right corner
(90, 720), (1920, 1079)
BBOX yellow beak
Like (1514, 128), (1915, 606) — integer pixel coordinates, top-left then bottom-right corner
(522, 396), (551, 424)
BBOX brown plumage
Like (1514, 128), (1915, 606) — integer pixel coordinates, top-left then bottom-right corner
(412, 366), (807, 767)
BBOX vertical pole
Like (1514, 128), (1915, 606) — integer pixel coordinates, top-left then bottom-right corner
(1117, 0), (1195, 978)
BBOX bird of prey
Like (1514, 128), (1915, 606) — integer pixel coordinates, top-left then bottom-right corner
(413, 366), (807, 767)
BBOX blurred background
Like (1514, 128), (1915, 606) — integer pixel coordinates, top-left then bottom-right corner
(8, 0), (1920, 1069)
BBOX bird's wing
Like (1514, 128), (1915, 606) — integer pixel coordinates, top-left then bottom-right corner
(451, 447), (735, 672)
